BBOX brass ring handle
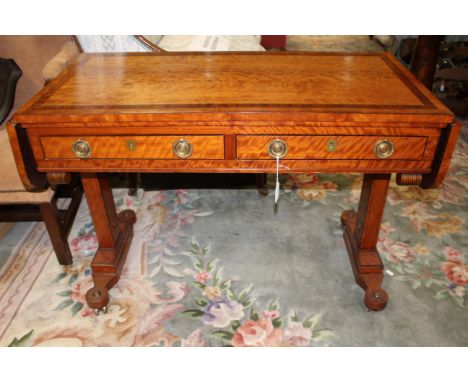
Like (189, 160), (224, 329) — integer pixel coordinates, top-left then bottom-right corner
(72, 139), (92, 159)
(374, 138), (394, 159)
(268, 139), (288, 159)
(173, 138), (193, 159)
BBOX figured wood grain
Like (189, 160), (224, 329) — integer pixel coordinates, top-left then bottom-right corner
(421, 122), (462, 188)
(81, 174), (120, 248)
(224, 135), (236, 160)
(356, 174), (392, 249)
(5, 121), (48, 190)
(236, 135), (428, 160)
(422, 136), (439, 161)
(14, 112), (454, 124)
(41, 135), (225, 159)
(33, 158), (434, 174)
(27, 124), (444, 136)
(21, 121), (449, 129)
(80, 173), (135, 310)
(43, 55), (424, 107)
(341, 173), (392, 311)
(13, 52), (453, 124)
(6, 121), (36, 190)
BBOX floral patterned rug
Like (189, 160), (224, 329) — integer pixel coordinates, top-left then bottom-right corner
(0, 124), (467, 347)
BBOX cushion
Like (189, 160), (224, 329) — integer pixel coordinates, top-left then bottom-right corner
(42, 40), (80, 82)
(158, 35), (265, 52)
(0, 129), (53, 204)
(142, 35), (164, 46)
(74, 35), (154, 53)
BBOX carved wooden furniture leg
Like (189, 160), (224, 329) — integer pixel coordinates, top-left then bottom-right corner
(81, 173), (136, 313)
(38, 176), (83, 266)
(127, 173), (139, 196)
(341, 173), (391, 311)
(410, 35), (443, 90)
(256, 173), (268, 196)
(39, 201), (73, 265)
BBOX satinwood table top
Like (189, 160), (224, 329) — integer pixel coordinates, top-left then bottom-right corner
(14, 52), (452, 125)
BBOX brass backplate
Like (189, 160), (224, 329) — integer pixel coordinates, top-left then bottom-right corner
(173, 139), (193, 159)
(326, 139), (337, 152)
(268, 139), (288, 159)
(71, 139), (91, 159)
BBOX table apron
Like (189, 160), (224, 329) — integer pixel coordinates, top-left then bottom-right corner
(36, 158), (434, 174)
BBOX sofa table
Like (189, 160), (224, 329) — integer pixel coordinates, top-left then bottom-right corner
(8, 52), (459, 313)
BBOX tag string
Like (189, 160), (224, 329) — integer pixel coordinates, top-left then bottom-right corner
(274, 156), (280, 205)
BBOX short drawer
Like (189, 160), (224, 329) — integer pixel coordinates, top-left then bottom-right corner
(41, 135), (225, 160)
(236, 135), (427, 160)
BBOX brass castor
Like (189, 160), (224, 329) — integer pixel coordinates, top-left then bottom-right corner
(364, 288), (388, 311)
(118, 209), (137, 225)
(94, 306), (108, 316)
(256, 174), (269, 197)
(340, 210), (356, 226)
(128, 188), (138, 197)
(257, 187), (269, 197)
(86, 286), (110, 311)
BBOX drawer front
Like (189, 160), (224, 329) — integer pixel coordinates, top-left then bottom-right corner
(236, 135), (427, 160)
(41, 135), (225, 160)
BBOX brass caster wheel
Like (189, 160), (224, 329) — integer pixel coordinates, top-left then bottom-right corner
(86, 286), (110, 310)
(340, 210), (356, 226)
(118, 209), (137, 225)
(128, 188), (138, 197)
(94, 306), (108, 316)
(364, 288), (388, 311)
(257, 187), (269, 197)
(255, 174), (268, 197)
